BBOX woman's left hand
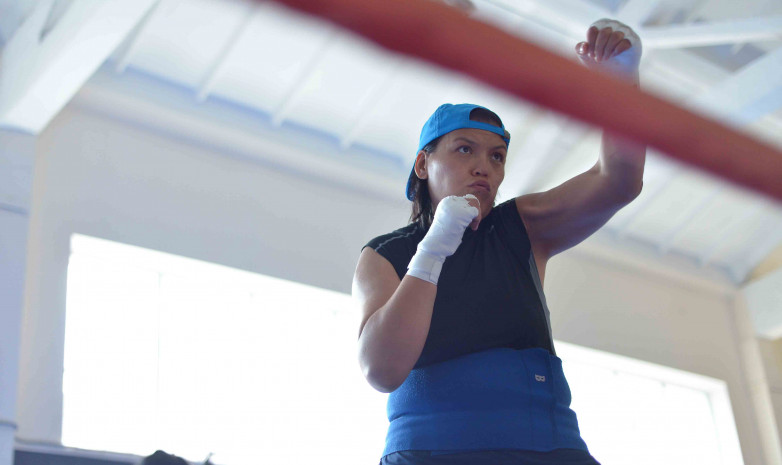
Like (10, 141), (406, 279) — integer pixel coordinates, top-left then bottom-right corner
(576, 19), (641, 82)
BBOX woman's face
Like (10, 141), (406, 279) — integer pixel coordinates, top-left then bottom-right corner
(415, 127), (507, 219)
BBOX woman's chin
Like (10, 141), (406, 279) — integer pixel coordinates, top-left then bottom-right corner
(469, 188), (493, 204)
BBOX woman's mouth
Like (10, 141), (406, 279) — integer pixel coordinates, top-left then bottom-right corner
(469, 181), (491, 193)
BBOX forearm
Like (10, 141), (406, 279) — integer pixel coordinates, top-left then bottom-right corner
(599, 80), (646, 199)
(358, 275), (437, 392)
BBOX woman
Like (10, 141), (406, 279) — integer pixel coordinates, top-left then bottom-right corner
(353, 19), (645, 465)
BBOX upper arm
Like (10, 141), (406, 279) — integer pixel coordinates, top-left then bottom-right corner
(516, 162), (641, 260)
(352, 247), (401, 340)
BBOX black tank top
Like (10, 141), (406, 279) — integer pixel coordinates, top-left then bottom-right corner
(364, 199), (555, 368)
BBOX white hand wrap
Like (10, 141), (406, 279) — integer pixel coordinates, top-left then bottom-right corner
(590, 18), (642, 79)
(407, 195), (480, 285)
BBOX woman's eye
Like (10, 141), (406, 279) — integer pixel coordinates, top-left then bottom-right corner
(457, 146), (472, 154)
(493, 152), (505, 162)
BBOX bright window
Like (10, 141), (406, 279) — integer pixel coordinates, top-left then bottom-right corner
(557, 342), (744, 465)
(63, 234), (388, 464)
(63, 234), (743, 465)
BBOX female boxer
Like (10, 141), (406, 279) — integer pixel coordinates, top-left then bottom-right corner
(354, 19), (644, 465)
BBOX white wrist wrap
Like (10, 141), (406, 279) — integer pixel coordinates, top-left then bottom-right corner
(407, 250), (444, 285)
(405, 195), (479, 286)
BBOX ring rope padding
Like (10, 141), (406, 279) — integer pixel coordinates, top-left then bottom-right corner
(269, 0), (782, 203)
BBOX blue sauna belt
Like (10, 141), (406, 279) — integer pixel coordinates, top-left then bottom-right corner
(383, 347), (589, 457)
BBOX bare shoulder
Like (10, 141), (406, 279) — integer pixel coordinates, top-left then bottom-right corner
(352, 247), (401, 339)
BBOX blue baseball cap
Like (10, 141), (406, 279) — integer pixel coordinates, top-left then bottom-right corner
(406, 103), (510, 200)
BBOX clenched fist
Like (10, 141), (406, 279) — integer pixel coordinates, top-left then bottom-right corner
(407, 194), (480, 285)
(576, 18), (641, 82)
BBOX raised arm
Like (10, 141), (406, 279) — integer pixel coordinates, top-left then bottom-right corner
(517, 19), (646, 279)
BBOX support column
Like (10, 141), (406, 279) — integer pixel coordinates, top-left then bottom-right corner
(0, 130), (35, 465)
(734, 292), (782, 465)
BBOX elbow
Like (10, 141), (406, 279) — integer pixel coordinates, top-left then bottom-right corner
(356, 315), (418, 393)
(622, 179), (643, 203)
(611, 177), (643, 206)
(599, 157), (644, 204)
(359, 351), (409, 393)
(365, 369), (405, 393)
(629, 179), (643, 201)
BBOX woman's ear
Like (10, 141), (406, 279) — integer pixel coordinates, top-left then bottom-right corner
(414, 151), (428, 180)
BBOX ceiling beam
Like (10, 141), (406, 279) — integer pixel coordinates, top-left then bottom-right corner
(656, 185), (720, 254)
(689, 45), (782, 126)
(270, 28), (338, 127)
(196, 2), (258, 102)
(473, 1), (780, 260)
(500, 113), (585, 199)
(748, 242), (782, 281)
(113, 0), (167, 74)
(479, 0), (609, 39)
(502, 114), (564, 197)
(733, 214), (782, 283)
(613, 46), (781, 238)
(339, 57), (404, 150)
(0, 0), (159, 134)
(610, 155), (677, 237)
(473, 1), (578, 55)
(641, 16), (782, 49)
(615, 0), (660, 28)
(75, 66), (404, 201)
(0, 1), (37, 44)
(696, 201), (767, 268)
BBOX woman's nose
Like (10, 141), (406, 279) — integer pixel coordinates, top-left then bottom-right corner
(472, 155), (489, 175)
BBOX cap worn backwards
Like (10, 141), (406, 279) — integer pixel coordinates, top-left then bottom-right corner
(406, 103), (510, 201)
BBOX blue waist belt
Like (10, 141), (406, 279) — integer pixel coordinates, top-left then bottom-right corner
(384, 348), (588, 457)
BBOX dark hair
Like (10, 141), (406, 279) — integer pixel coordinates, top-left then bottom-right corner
(141, 451), (189, 465)
(408, 136), (441, 230)
(409, 107), (504, 230)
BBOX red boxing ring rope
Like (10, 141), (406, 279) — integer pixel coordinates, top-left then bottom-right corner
(268, 0), (782, 202)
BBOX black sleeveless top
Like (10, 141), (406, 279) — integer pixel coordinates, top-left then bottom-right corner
(364, 199), (555, 369)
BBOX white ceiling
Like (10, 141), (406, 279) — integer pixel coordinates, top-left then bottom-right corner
(1, 0), (782, 286)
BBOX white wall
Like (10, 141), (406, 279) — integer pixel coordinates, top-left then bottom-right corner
(17, 98), (410, 444)
(759, 339), (782, 446)
(14, 77), (779, 464)
(545, 249), (772, 464)
(0, 130), (35, 465)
